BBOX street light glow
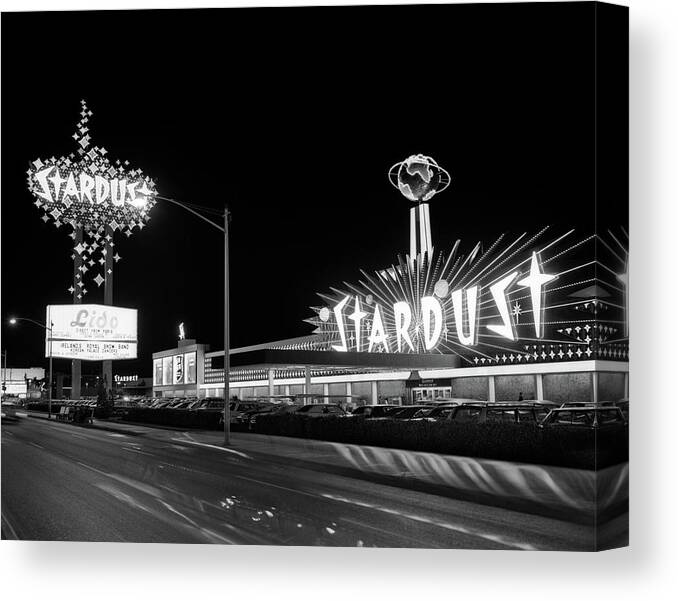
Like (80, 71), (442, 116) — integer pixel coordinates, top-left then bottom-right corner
(9, 318), (17, 324)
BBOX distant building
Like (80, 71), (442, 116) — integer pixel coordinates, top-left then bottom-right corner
(2, 367), (45, 398)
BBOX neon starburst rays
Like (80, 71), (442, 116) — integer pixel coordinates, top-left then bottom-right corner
(27, 100), (158, 235)
(308, 228), (629, 366)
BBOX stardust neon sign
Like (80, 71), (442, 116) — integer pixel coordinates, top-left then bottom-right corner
(27, 99), (157, 234)
(31, 166), (154, 210)
(314, 244), (558, 356)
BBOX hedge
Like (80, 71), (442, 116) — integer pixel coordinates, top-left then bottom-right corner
(254, 414), (628, 470)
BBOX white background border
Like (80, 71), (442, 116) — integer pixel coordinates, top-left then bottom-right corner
(1, 0), (676, 600)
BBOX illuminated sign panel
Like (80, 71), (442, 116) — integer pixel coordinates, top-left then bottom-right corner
(46, 304), (137, 361)
(154, 352), (197, 387)
(115, 375), (139, 383)
(162, 356), (173, 385)
(308, 229), (629, 366)
(184, 352), (197, 384)
(153, 359), (163, 386)
(173, 355), (184, 384)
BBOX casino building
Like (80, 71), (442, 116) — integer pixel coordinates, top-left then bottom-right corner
(152, 157), (629, 406)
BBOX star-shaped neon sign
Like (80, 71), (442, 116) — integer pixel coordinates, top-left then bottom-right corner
(517, 252), (556, 338)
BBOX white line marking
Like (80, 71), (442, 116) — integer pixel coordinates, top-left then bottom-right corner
(106, 433), (128, 438)
(169, 438), (251, 459)
(122, 447), (156, 457)
(320, 493), (539, 551)
(1, 512), (20, 540)
(157, 500), (235, 544)
(29, 442), (45, 450)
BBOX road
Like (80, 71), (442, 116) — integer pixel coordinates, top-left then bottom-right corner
(1, 415), (597, 549)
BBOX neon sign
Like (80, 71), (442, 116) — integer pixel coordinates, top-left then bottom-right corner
(27, 99), (157, 235)
(308, 228), (628, 366)
(323, 250), (554, 354)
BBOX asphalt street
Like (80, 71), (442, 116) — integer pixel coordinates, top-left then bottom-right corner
(1, 416), (597, 549)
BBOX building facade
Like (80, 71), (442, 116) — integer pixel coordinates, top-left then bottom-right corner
(152, 211), (628, 406)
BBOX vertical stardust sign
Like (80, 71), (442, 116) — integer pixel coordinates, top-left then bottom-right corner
(46, 304), (138, 361)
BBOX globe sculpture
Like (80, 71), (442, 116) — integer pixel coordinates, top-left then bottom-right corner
(388, 153), (451, 202)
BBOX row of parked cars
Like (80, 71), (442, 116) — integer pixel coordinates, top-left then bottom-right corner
(230, 398), (629, 431)
(117, 395), (629, 431)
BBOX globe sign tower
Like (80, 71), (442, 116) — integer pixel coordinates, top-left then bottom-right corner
(388, 154), (450, 259)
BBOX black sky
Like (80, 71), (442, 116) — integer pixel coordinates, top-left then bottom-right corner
(1, 2), (628, 376)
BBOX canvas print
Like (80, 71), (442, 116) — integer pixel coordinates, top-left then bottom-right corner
(1, 2), (628, 550)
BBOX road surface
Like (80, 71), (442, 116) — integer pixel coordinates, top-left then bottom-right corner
(1, 415), (598, 549)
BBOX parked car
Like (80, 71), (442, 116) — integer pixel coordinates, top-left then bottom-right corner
(241, 404), (300, 430)
(192, 397), (227, 411)
(294, 404), (346, 417)
(421, 402), (545, 424)
(169, 400), (194, 410)
(220, 401), (273, 425)
(406, 404), (459, 422)
(559, 401), (617, 408)
(538, 406), (628, 429)
(386, 405), (438, 420)
(349, 405), (401, 418)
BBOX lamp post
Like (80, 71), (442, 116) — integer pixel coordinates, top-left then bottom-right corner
(1, 349), (6, 401)
(156, 196), (231, 446)
(9, 317), (54, 418)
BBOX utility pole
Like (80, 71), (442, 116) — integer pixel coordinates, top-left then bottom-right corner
(223, 205), (231, 445)
(155, 195), (232, 447)
(2, 350), (6, 401)
(103, 224), (114, 405)
(72, 226), (83, 401)
(48, 324), (53, 418)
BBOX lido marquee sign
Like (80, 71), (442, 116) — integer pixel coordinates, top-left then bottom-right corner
(46, 304), (138, 361)
(309, 228), (629, 366)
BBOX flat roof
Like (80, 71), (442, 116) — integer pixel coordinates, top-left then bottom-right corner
(224, 348), (461, 371)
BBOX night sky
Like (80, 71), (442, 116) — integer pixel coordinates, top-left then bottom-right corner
(1, 3), (627, 377)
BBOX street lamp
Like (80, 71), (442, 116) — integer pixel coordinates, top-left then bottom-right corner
(156, 196), (232, 446)
(9, 317), (54, 418)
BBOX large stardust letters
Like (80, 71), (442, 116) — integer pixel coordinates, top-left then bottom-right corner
(34, 166), (54, 202)
(393, 301), (414, 352)
(126, 182), (139, 205)
(331, 296), (350, 352)
(48, 169), (66, 201)
(368, 304), (390, 352)
(79, 173), (95, 204)
(115, 179), (128, 207)
(517, 252), (555, 338)
(63, 172), (80, 201)
(95, 175), (110, 204)
(110, 179), (119, 207)
(451, 285), (480, 346)
(487, 272), (518, 340)
(421, 296), (443, 350)
(348, 296), (367, 351)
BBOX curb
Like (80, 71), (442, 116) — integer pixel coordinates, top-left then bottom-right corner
(26, 413), (146, 436)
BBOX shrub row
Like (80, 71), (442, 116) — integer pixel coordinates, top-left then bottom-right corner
(254, 414), (628, 470)
(122, 408), (222, 430)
